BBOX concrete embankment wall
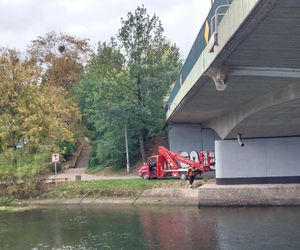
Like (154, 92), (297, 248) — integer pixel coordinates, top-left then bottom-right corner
(137, 184), (300, 207)
(198, 184), (300, 206)
(28, 188), (199, 206)
(28, 185), (300, 207)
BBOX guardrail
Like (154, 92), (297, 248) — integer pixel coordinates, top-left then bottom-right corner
(166, 0), (232, 110)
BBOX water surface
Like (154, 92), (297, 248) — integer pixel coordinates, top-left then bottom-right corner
(0, 206), (299, 249)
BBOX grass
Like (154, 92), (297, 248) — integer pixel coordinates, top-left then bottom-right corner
(0, 196), (35, 212)
(38, 170), (216, 199)
(0, 206), (36, 212)
(39, 179), (189, 199)
(55, 179), (159, 190)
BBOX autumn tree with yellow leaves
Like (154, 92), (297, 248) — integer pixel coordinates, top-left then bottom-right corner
(0, 44), (85, 195)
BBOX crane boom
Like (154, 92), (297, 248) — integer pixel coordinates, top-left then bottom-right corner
(158, 146), (204, 174)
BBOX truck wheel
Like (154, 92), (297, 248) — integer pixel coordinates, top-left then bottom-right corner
(180, 173), (187, 180)
(143, 174), (150, 180)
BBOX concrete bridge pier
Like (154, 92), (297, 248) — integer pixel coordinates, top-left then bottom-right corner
(215, 137), (300, 184)
(167, 123), (220, 153)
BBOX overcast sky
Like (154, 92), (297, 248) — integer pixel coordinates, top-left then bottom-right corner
(0, 0), (211, 57)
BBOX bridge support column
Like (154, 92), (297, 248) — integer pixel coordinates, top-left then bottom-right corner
(215, 137), (300, 184)
(167, 124), (220, 153)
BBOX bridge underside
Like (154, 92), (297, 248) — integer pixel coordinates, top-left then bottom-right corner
(167, 0), (300, 140)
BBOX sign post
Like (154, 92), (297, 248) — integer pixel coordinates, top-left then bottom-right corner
(52, 154), (60, 182)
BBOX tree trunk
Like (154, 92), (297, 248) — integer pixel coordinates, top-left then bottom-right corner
(136, 74), (146, 163)
(11, 131), (17, 166)
(139, 131), (146, 163)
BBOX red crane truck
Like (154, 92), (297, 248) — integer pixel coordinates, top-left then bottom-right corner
(138, 146), (215, 180)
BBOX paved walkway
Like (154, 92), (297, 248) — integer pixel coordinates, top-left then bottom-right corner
(47, 140), (139, 182)
(48, 168), (139, 182)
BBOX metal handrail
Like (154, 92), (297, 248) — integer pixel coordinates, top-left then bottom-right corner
(210, 4), (230, 35)
(166, 0), (233, 107)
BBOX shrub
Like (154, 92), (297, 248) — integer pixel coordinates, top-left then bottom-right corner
(0, 153), (49, 198)
(0, 196), (13, 206)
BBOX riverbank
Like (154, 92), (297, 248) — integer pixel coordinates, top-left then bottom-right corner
(13, 183), (300, 207)
(2, 176), (300, 208)
(20, 188), (199, 206)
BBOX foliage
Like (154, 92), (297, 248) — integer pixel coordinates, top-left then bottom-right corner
(0, 49), (40, 156)
(117, 6), (182, 162)
(27, 31), (91, 90)
(0, 196), (14, 206)
(26, 31), (91, 161)
(0, 46), (83, 196)
(0, 152), (49, 198)
(0, 48), (81, 161)
(56, 141), (75, 160)
(76, 6), (182, 169)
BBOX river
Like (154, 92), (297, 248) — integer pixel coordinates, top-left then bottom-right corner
(0, 206), (299, 249)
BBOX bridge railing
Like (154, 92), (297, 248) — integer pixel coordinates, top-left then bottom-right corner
(166, 0), (232, 110)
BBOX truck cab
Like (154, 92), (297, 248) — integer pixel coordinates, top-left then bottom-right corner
(138, 155), (166, 179)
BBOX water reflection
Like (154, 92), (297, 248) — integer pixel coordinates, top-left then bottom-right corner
(140, 207), (217, 249)
(214, 207), (300, 250)
(0, 206), (299, 249)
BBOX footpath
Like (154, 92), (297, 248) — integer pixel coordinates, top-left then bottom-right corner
(47, 140), (139, 182)
(47, 168), (139, 182)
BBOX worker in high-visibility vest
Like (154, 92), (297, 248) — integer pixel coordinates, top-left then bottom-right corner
(187, 166), (197, 188)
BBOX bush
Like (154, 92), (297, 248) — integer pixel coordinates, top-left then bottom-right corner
(56, 140), (75, 160)
(0, 153), (49, 198)
(0, 196), (13, 206)
(49, 162), (63, 173)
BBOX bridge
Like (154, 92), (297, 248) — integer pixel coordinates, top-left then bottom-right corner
(166, 0), (300, 184)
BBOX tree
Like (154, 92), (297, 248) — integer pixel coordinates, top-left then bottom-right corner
(27, 32), (91, 159)
(0, 48), (81, 190)
(77, 6), (181, 169)
(27, 31), (91, 90)
(76, 41), (137, 169)
(117, 5), (181, 162)
(0, 48), (41, 158)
